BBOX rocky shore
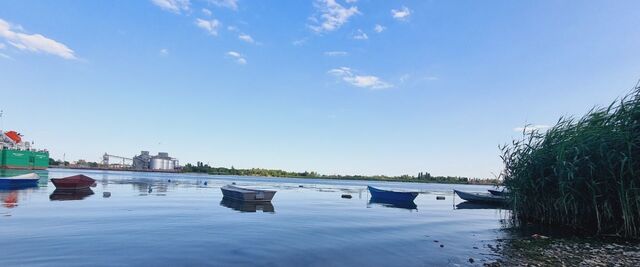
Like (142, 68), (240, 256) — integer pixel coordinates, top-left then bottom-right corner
(485, 236), (640, 266)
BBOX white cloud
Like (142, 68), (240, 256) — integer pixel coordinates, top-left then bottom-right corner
(151, 0), (190, 14)
(292, 38), (308, 46)
(513, 125), (551, 133)
(0, 43), (5, 49)
(195, 18), (221, 36)
(208, 0), (238, 10)
(0, 19), (77, 60)
(352, 29), (368, 40)
(328, 67), (392, 90)
(0, 52), (11, 60)
(227, 26), (238, 32)
(374, 24), (385, 33)
(202, 8), (212, 16)
(324, 51), (348, 56)
(238, 33), (254, 43)
(391, 6), (411, 20)
(310, 0), (359, 33)
(160, 48), (169, 56)
(226, 51), (246, 64)
(345, 0), (357, 3)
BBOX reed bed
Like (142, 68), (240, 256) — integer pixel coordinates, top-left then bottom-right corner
(501, 87), (640, 238)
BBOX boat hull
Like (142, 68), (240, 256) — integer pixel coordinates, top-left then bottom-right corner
(51, 175), (96, 190)
(221, 185), (276, 202)
(0, 173), (39, 189)
(367, 186), (419, 202)
(454, 190), (506, 204)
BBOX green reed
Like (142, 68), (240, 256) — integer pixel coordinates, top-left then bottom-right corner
(500, 87), (640, 238)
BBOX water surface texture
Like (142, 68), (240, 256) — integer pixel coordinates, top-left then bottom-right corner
(0, 169), (508, 266)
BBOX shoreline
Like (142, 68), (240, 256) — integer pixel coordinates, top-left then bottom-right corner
(45, 166), (498, 185)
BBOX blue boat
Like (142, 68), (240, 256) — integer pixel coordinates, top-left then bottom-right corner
(367, 186), (419, 202)
(0, 173), (39, 189)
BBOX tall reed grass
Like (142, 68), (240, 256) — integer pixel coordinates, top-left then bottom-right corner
(501, 86), (640, 238)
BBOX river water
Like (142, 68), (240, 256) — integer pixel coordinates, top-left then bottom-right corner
(0, 169), (509, 266)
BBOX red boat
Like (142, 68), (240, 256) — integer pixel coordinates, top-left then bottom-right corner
(51, 175), (96, 190)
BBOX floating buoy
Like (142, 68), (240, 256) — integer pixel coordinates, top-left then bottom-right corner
(232, 182), (236, 185)
(341, 194), (352, 199)
(298, 185), (304, 188)
(103, 192), (111, 198)
(204, 181), (208, 185)
(436, 196), (445, 200)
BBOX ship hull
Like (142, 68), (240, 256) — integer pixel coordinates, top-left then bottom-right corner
(0, 149), (49, 170)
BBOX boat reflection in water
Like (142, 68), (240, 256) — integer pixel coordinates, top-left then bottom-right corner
(220, 197), (275, 213)
(455, 201), (507, 210)
(49, 188), (94, 201)
(368, 197), (418, 210)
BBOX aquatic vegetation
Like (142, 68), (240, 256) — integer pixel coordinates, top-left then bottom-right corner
(501, 85), (640, 238)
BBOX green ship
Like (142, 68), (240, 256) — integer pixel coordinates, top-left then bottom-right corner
(0, 130), (49, 170)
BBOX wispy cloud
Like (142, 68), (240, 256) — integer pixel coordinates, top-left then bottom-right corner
(310, 0), (359, 33)
(195, 18), (221, 36)
(292, 37), (308, 46)
(513, 125), (551, 133)
(0, 43), (5, 49)
(238, 33), (254, 43)
(202, 8), (212, 16)
(324, 51), (348, 56)
(0, 52), (12, 60)
(391, 6), (411, 20)
(0, 18), (77, 60)
(208, 0), (238, 11)
(151, 0), (190, 14)
(160, 48), (169, 56)
(328, 67), (392, 90)
(374, 24), (385, 33)
(227, 51), (247, 64)
(352, 29), (368, 40)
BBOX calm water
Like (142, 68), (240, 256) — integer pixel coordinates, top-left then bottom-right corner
(0, 169), (509, 266)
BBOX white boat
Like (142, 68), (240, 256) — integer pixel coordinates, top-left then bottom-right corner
(454, 189), (506, 204)
(220, 185), (276, 202)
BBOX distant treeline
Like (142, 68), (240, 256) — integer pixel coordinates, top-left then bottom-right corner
(182, 162), (498, 185)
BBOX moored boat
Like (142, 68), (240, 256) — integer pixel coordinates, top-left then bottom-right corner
(0, 173), (39, 188)
(367, 186), (419, 202)
(488, 189), (509, 197)
(454, 189), (506, 204)
(220, 185), (276, 202)
(51, 174), (96, 190)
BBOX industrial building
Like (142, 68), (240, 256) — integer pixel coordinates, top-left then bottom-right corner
(133, 151), (179, 171)
(102, 151), (179, 171)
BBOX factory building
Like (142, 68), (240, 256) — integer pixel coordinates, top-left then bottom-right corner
(132, 151), (179, 170)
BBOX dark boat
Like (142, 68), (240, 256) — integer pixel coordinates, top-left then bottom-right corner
(0, 173), (39, 189)
(488, 189), (509, 197)
(220, 185), (276, 202)
(369, 197), (418, 210)
(49, 188), (94, 201)
(220, 197), (275, 212)
(51, 175), (96, 190)
(367, 186), (419, 202)
(454, 189), (506, 204)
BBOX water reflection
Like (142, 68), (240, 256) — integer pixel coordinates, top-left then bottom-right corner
(455, 201), (508, 210)
(220, 197), (275, 213)
(368, 197), (418, 210)
(49, 188), (94, 201)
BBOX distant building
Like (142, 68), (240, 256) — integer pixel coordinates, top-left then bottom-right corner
(132, 151), (179, 170)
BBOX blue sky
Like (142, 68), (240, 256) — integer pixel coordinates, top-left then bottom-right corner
(0, 0), (639, 178)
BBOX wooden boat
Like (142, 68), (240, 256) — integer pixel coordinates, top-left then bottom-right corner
(0, 173), (39, 188)
(488, 189), (509, 197)
(220, 185), (276, 202)
(51, 174), (96, 190)
(367, 186), (419, 202)
(454, 189), (506, 204)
